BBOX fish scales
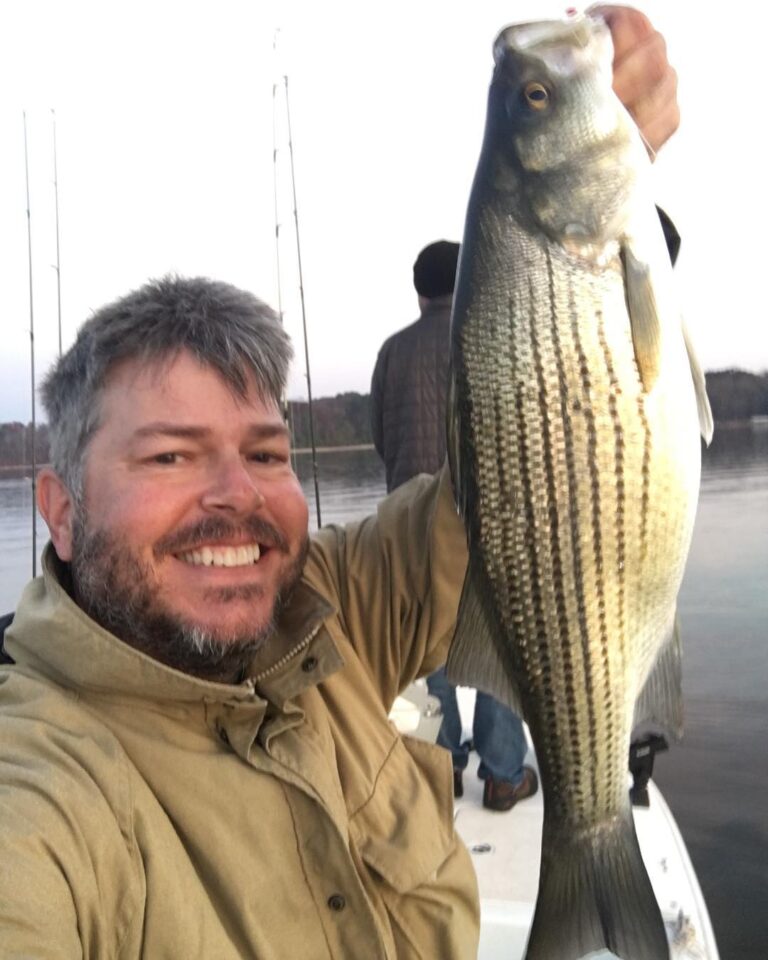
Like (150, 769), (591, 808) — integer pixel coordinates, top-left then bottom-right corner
(464, 219), (651, 820)
(446, 17), (707, 958)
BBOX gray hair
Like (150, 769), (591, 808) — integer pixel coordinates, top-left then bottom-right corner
(41, 275), (293, 498)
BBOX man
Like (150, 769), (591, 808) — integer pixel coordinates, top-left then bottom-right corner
(371, 240), (537, 811)
(0, 276), (477, 958)
(0, 8), (681, 956)
(371, 240), (455, 494)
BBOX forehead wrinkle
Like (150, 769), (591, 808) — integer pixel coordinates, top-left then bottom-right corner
(129, 421), (289, 445)
(245, 422), (290, 440)
(132, 423), (212, 441)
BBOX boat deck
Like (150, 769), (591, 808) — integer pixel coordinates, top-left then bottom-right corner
(454, 739), (720, 960)
(392, 683), (720, 960)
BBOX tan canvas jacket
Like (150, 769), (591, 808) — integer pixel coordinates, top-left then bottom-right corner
(0, 468), (479, 959)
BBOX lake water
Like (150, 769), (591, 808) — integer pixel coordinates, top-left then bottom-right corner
(1, 426), (766, 959)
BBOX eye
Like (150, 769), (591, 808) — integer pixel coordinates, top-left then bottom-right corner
(151, 452), (183, 465)
(248, 449), (287, 465)
(523, 81), (550, 111)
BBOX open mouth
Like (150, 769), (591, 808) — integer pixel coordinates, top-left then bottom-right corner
(177, 543), (262, 567)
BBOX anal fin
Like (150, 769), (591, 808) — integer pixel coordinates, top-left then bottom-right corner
(446, 552), (523, 717)
(633, 612), (684, 741)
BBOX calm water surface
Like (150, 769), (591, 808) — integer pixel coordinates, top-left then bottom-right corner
(1, 427), (766, 959)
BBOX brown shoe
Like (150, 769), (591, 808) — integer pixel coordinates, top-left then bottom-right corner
(482, 766), (538, 812)
(453, 770), (464, 799)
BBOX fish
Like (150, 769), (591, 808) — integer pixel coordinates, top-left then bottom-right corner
(445, 14), (712, 960)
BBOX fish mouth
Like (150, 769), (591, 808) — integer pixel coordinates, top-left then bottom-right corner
(493, 14), (610, 74)
(174, 542), (263, 568)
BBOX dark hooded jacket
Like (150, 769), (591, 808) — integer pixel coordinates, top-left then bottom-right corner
(370, 295), (452, 492)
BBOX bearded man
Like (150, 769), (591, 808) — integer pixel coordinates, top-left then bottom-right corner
(0, 274), (477, 957)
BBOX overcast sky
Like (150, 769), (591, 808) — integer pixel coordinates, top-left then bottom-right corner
(1, 0), (766, 425)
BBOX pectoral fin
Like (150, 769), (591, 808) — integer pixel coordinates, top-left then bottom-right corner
(622, 243), (663, 394)
(682, 318), (714, 445)
(632, 613), (684, 741)
(446, 552), (524, 716)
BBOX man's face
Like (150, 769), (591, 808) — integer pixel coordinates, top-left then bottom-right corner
(61, 351), (309, 681)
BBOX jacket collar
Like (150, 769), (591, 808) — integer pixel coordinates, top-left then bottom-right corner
(6, 544), (341, 709)
(419, 294), (453, 318)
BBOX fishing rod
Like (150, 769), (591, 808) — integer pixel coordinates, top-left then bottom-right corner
(283, 73), (322, 529)
(271, 35), (298, 474)
(51, 109), (63, 356)
(23, 112), (37, 577)
(271, 35), (285, 329)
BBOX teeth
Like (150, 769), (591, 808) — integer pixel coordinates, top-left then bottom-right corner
(179, 544), (261, 567)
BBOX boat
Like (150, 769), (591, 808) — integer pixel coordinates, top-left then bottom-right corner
(391, 683), (721, 960)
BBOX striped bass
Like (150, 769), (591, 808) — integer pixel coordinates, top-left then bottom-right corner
(446, 14), (712, 960)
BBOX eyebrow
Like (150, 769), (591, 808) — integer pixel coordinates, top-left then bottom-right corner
(131, 422), (290, 442)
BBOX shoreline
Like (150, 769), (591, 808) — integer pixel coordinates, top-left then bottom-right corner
(291, 443), (375, 455)
(0, 445), (378, 475)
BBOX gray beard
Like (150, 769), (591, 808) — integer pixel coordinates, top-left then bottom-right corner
(70, 517), (308, 683)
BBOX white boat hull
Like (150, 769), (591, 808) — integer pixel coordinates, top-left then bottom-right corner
(457, 751), (719, 960)
(392, 683), (720, 960)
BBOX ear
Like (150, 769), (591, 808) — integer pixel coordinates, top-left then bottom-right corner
(37, 467), (75, 562)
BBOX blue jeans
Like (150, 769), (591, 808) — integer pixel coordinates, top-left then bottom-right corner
(426, 666), (527, 787)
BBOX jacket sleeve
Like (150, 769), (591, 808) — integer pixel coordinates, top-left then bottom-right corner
(302, 464), (468, 711)
(0, 681), (140, 956)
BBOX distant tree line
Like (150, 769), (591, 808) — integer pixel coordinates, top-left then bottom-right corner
(0, 422), (50, 469)
(2, 373), (766, 468)
(287, 392), (373, 449)
(704, 370), (768, 423)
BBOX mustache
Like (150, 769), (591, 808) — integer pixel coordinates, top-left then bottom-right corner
(154, 515), (290, 558)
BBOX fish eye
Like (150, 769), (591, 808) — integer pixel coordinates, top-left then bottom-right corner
(523, 82), (550, 111)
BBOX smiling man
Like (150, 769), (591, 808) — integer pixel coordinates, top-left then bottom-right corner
(0, 275), (477, 958)
(50, 349), (310, 683)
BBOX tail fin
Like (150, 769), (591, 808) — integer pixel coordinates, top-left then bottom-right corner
(524, 811), (669, 960)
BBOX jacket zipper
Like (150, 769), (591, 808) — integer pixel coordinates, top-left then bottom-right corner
(250, 622), (324, 684)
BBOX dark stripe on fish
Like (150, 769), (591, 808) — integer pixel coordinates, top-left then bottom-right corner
(515, 287), (565, 789)
(546, 251), (598, 806)
(531, 269), (583, 772)
(562, 259), (602, 808)
(637, 392), (652, 564)
(597, 312), (625, 734)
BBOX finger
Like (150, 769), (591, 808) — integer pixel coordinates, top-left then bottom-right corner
(625, 67), (680, 151)
(639, 103), (681, 157)
(588, 5), (679, 156)
(611, 30), (672, 109)
(587, 4), (655, 61)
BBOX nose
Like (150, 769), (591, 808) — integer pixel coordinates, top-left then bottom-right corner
(200, 457), (266, 514)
